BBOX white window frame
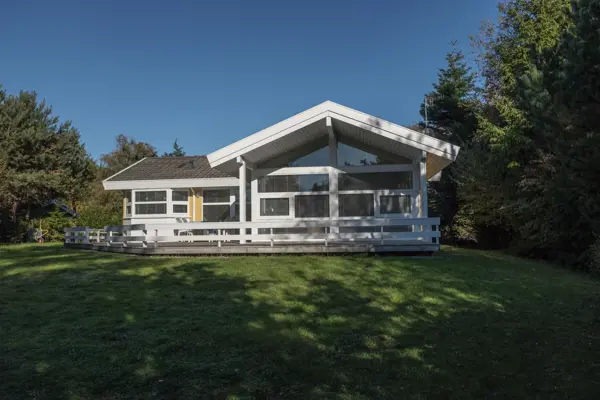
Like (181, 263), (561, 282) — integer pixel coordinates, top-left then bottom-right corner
(124, 190), (132, 218)
(131, 189), (191, 218)
(252, 165), (417, 221)
(202, 188), (236, 222)
(253, 169), (331, 221)
(171, 189), (189, 216)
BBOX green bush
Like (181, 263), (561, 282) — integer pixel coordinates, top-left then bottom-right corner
(76, 204), (121, 229)
(589, 236), (600, 276)
(31, 211), (76, 242)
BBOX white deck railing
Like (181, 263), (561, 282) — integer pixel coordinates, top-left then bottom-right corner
(65, 218), (440, 248)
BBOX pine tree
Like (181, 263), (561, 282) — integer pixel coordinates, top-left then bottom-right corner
(162, 139), (186, 157)
(0, 90), (94, 221)
(455, 0), (573, 246)
(419, 46), (479, 239)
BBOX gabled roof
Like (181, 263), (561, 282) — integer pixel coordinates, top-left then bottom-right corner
(105, 156), (232, 182)
(206, 101), (460, 179)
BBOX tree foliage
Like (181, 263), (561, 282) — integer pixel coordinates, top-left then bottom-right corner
(99, 134), (157, 177)
(426, 0), (600, 269)
(419, 46), (479, 240)
(162, 139), (186, 157)
(0, 88), (94, 221)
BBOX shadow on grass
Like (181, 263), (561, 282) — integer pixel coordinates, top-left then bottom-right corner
(1, 245), (599, 399)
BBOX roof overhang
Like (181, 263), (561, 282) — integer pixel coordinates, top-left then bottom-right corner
(206, 101), (460, 179)
(102, 177), (239, 191)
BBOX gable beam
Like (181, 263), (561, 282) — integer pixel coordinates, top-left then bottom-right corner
(326, 116), (338, 166)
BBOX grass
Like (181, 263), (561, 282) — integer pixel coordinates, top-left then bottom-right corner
(1, 244), (599, 399)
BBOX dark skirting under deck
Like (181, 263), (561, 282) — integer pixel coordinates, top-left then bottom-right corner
(64, 241), (439, 255)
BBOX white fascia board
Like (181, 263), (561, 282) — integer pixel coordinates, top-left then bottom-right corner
(102, 157), (148, 183)
(206, 100), (460, 169)
(327, 103), (460, 161)
(102, 177), (239, 191)
(207, 101), (332, 167)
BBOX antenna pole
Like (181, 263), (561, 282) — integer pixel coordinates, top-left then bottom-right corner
(424, 96), (429, 134)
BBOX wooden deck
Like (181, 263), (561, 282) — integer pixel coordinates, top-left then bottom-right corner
(64, 241), (439, 255)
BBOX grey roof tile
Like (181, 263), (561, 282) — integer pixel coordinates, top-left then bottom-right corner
(107, 156), (233, 181)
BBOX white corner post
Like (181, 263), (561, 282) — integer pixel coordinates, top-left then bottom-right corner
(420, 151), (428, 218)
(326, 116), (339, 234)
(420, 151), (429, 239)
(237, 156), (247, 244)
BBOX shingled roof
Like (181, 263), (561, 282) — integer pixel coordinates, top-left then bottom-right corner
(106, 156), (233, 181)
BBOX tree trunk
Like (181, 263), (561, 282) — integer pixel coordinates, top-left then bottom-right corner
(10, 201), (18, 222)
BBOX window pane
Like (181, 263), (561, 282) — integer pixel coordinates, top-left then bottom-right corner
(339, 194), (374, 217)
(126, 206), (131, 215)
(338, 172), (412, 190)
(338, 143), (409, 166)
(380, 195), (412, 214)
(173, 204), (188, 214)
(260, 198), (289, 216)
(172, 190), (188, 201)
(295, 195), (329, 218)
(258, 175), (328, 192)
(340, 226), (412, 233)
(258, 227), (328, 234)
(135, 203), (167, 215)
(203, 189), (230, 203)
(135, 191), (167, 202)
(203, 204), (231, 222)
(288, 146), (329, 167)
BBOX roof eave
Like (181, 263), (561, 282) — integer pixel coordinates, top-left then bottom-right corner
(206, 101), (460, 170)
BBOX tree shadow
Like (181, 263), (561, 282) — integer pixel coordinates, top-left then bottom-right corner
(1, 247), (599, 399)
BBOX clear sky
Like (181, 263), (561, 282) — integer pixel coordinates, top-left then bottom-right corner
(2, 0), (498, 160)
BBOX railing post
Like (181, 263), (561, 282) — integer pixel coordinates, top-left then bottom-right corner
(218, 229), (222, 248)
(154, 229), (159, 248)
(107, 230), (113, 246)
(380, 226), (384, 245)
(142, 229), (148, 248)
(123, 228), (127, 248)
(270, 228), (273, 247)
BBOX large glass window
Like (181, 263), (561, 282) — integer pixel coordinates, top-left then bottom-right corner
(260, 198), (290, 216)
(204, 189), (230, 203)
(380, 195), (412, 214)
(135, 191), (167, 202)
(258, 175), (328, 193)
(203, 204), (231, 222)
(339, 194), (374, 217)
(203, 189), (232, 221)
(134, 190), (167, 215)
(171, 190), (189, 214)
(288, 146), (329, 167)
(338, 171), (412, 191)
(338, 143), (408, 166)
(135, 203), (167, 215)
(295, 195), (329, 218)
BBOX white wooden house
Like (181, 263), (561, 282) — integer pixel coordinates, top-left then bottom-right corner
(66, 101), (459, 254)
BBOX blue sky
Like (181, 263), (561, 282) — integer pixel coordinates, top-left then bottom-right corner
(2, 0), (498, 160)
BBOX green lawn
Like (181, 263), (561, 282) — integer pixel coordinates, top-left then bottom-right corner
(1, 244), (599, 399)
